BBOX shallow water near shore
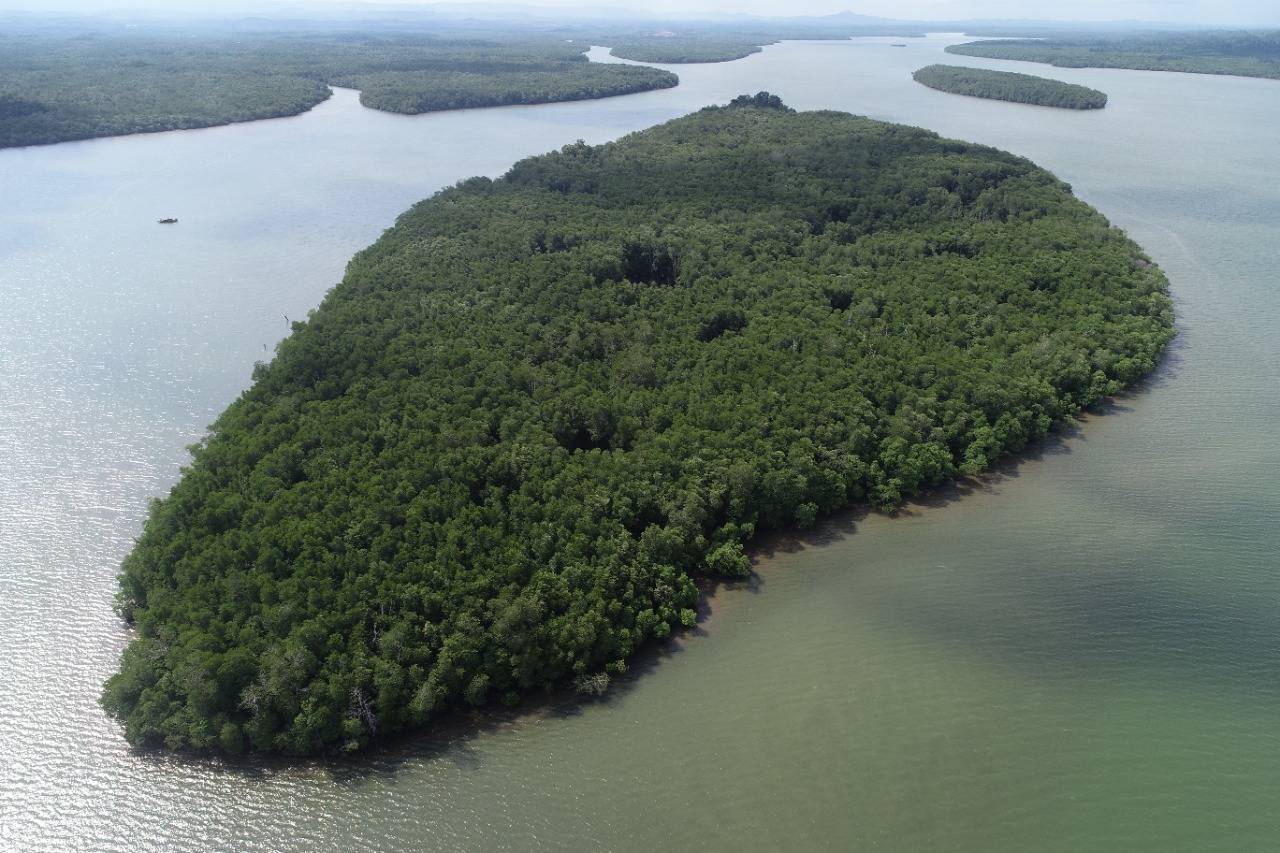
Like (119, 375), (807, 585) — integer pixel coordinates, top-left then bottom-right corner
(2, 34), (1279, 851)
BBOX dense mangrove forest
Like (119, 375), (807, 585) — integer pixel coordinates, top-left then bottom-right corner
(913, 64), (1108, 109)
(100, 94), (1174, 755)
(0, 30), (676, 148)
(947, 30), (1280, 80)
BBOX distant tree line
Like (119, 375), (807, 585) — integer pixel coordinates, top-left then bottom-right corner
(946, 30), (1280, 80)
(604, 26), (927, 64)
(0, 18), (955, 148)
(913, 64), (1108, 109)
(0, 31), (677, 148)
(101, 96), (1174, 755)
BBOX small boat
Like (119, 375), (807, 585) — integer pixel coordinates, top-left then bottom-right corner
(157, 217), (178, 224)
(891, 44), (907, 48)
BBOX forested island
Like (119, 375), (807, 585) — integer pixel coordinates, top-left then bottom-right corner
(0, 31), (676, 149)
(912, 64), (1108, 109)
(101, 93), (1174, 756)
(947, 30), (1280, 80)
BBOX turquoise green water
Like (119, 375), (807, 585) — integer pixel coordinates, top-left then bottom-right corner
(2, 34), (1278, 851)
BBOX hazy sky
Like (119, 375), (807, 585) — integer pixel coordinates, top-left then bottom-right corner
(480, 0), (1280, 26)
(4, 0), (1278, 27)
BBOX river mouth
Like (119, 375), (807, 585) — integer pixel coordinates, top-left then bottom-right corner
(3, 32), (1279, 853)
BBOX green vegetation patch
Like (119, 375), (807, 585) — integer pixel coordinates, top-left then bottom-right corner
(102, 94), (1173, 755)
(913, 64), (1107, 109)
(946, 30), (1280, 80)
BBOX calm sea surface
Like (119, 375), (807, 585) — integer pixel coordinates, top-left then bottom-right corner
(2, 34), (1278, 851)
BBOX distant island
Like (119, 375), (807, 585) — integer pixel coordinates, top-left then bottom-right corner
(912, 64), (1108, 109)
(101, 93), (1174, 756)
(946, 30), (1280, 80)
